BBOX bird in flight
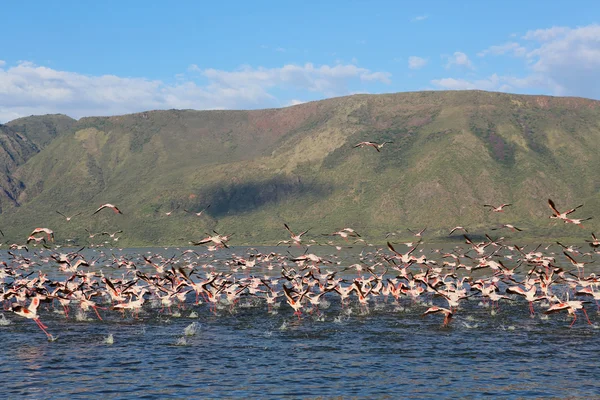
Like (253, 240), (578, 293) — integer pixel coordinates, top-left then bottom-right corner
(448, 226), (468, 235)
(547, 198), (582, 221)
(483, 203), (512, 212)
(164, 205), (180, 216)
(586, 233), (600, 248)
(184, 204), (211, 217)
(93, 203), (123, 215)
(56, 211), (82, 221)
(491, 224), (523, 232)
(353, 141), (393, 152)
(407, 227), (427, 237)
(284, 223), (310, 246)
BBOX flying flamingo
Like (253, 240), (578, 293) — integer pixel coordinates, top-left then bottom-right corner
(547, 199), (582, 221)
(30, 227), (54, 242)
(184, 204), (211, 217)
(10, 295), (55, 340)
(93, 203), (123, 215)
(353, 141), (393, 152)
(422, 306), (454, 327)
(545, 297), (592, 327)
(585, 233), (600, 248)
(56, 211), (82, 221)
(284, 223), (309, 247)
(483, 203), (512, 212)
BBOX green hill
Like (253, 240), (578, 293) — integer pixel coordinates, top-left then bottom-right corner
(1, 91), (599, 246)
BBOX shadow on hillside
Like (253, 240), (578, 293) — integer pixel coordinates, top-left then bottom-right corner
(190, 176), (332, 217)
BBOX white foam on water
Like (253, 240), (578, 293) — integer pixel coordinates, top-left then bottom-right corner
(490, 309), (497, 316)
(278, 321), (288, 331)
(188, 311), (199, 318)
(175, 337), (187, 346)
(104, 334), (114, 344)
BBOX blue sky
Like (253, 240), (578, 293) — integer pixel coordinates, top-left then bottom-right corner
(1, 0), (599, 122)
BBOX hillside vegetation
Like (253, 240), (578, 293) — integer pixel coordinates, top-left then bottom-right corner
(1, 91), (599, 246)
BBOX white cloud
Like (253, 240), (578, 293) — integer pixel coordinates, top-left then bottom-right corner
(408, 56), (427, 70)
(445, 52), (474, 70)
(477, 42), (527, 57)
(411, 15), (428, 22)
(431, 74), (503, 91)
(435, 24), (600, 99)
(286, 99), (306, 106)
(0, 61), (391, 122)
(523, 24), (600, 97)
(522, 26), (570, 41)
(0, 60), (5, 67)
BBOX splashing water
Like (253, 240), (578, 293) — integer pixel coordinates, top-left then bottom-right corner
(174, 337), (187, 346)
(188, 311), (198, 318)
(0, 314), (11, 326)
(184, 322), (200, 336)
(104, 334), (114, 344)
(75, 310), (91, 322)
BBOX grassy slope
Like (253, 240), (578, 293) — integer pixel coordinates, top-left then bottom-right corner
(1, 90), (599, 246)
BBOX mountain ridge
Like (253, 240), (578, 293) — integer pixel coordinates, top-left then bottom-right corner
(1, 90), (599, 246)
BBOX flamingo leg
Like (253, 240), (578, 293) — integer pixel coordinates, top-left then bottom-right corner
(529, 302), (535, 316)
(582, 308), (592, 325)
(34, 318), (52, 338)
(569, 314), (577, 328)
(92, 306), (103, 321)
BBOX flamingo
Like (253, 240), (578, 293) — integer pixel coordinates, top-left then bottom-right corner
(506, 285), (545, 316)
(545, 297), (592, 327)
(586, 233), (600, 248)
(93, 203), (123, 215)
(407, 227), (427, 237)
(30, 227), (54, 242)
(56, 211), (82, 221)
(547, 199), (582, 221)
(353, 141), (392, 152)
(184, 204), (211, 217)
(422, 306), (454, 326)
(10, 295), (55, 339)
(483, 203), (512, 212)
(284, 223), (310, 246)
(449, 226), (468, 235)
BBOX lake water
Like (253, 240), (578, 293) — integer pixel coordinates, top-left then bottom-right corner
(2, 245), (600, 398)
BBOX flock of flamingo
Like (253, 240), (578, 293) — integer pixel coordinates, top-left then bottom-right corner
(1, 142), (599, 341)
